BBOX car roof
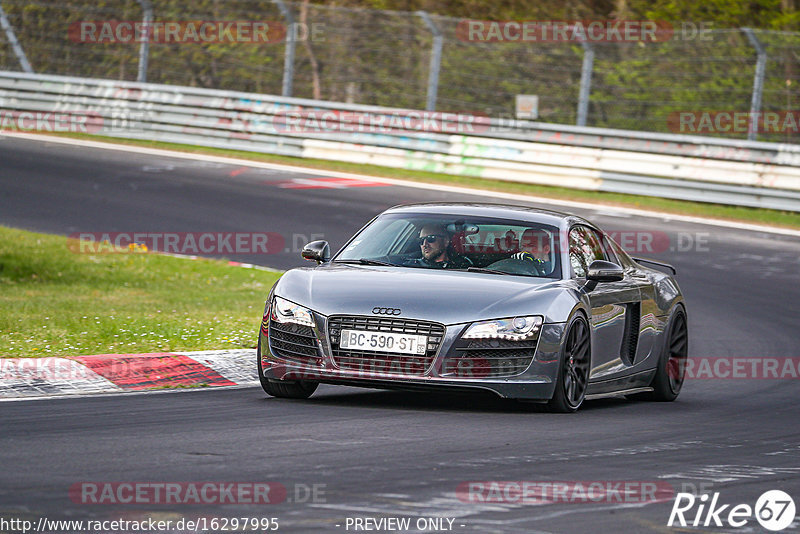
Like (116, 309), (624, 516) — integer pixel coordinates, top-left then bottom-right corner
(383, 202), (592, 228)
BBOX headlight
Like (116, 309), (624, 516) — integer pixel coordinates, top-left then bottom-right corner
(270, 296), (314, 327)
(462, 316), (542, 340)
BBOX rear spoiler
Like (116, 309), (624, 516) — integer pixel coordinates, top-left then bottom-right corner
(632, 257), (677, 275)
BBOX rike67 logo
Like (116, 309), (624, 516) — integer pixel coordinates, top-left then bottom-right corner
(668, 490), (796, 531)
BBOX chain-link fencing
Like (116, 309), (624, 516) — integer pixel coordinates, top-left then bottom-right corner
(0, 0), (798, 143)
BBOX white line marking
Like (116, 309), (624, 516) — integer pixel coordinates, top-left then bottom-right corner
(659, 464), (800, 483)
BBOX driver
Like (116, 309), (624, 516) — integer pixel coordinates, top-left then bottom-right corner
(411, 223), (471, 269)
(512, 228), (553, 274)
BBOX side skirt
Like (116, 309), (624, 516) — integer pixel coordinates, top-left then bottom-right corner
(586, 369), (656, 396)
(585, 387), (653, 401)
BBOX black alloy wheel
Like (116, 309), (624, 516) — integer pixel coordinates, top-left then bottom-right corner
(547, 315), (591, 413)
(257, 337), (319, 399)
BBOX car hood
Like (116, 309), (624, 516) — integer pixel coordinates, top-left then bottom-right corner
(273, 264), (578, 325)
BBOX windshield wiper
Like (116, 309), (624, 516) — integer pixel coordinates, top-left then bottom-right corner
(333, 258), (395, 267)
(465, 267), (513, 275)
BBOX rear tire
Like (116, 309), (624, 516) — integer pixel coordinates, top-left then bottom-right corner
(546, 315), (591, 413)
(633, 308), (688, 402)
(257, 338), (319, 399)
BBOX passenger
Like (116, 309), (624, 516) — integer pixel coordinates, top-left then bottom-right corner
(496, 229), (518, 252)
(411, 223), (471, 269)
(512, 228), (553, 274)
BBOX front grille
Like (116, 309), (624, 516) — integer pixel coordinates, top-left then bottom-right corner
(443, 338), (538, 378)
(328, 316), (445, 376)
(268, 319), (319, 365)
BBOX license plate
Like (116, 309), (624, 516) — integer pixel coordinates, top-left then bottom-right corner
(339, 329), (428, 355)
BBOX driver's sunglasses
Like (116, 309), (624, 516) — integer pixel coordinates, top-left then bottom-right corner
(418, 234), (445, 245)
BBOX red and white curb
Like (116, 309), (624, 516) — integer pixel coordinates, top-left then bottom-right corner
(0, 349), (257, 400)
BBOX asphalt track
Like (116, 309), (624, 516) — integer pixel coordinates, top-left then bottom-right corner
(1, 135), (799, 533)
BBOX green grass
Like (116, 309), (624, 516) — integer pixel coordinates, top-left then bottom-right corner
(0, 226), (281, 358)
(46, 132), (800, 230)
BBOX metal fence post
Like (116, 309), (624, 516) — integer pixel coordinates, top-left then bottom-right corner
(135, 0), (153, 82)
(274, 0), (295, 97)
(742, 28), (766, 142)
(417, 11), (442, 111)
(0, 1), (33, 73)
(576, 39), (594, 127)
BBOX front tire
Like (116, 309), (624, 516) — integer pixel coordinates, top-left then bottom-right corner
(546, 315), (591, 413)
(257, 338), (319, 399)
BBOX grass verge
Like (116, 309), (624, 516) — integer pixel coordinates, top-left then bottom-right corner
(0, 226), (281, 358)
(37, 131), (800, 230)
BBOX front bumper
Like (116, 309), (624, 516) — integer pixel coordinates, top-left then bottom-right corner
(259, 313), (567, 401)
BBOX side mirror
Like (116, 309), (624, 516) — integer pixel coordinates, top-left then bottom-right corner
(585, 260), (624, 290)
(301, 240), (330, 264)
(587, 260), (624, 282)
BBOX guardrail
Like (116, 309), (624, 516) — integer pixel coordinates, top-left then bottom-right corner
(2, 71), (800, 211)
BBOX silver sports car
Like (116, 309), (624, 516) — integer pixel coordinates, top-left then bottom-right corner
(257, 203), (688, 412)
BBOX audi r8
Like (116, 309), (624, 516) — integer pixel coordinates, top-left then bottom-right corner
(257, 203), (688, 412)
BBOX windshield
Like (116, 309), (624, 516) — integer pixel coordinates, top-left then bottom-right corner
(334, 212), (562, 278)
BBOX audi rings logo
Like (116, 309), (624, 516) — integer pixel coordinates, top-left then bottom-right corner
(372, 307), (401, 316)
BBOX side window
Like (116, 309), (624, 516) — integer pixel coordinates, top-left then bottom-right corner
(601, 234), (619, 265)
(569, 228), (588, 277)
(569, 226), (605, 278)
